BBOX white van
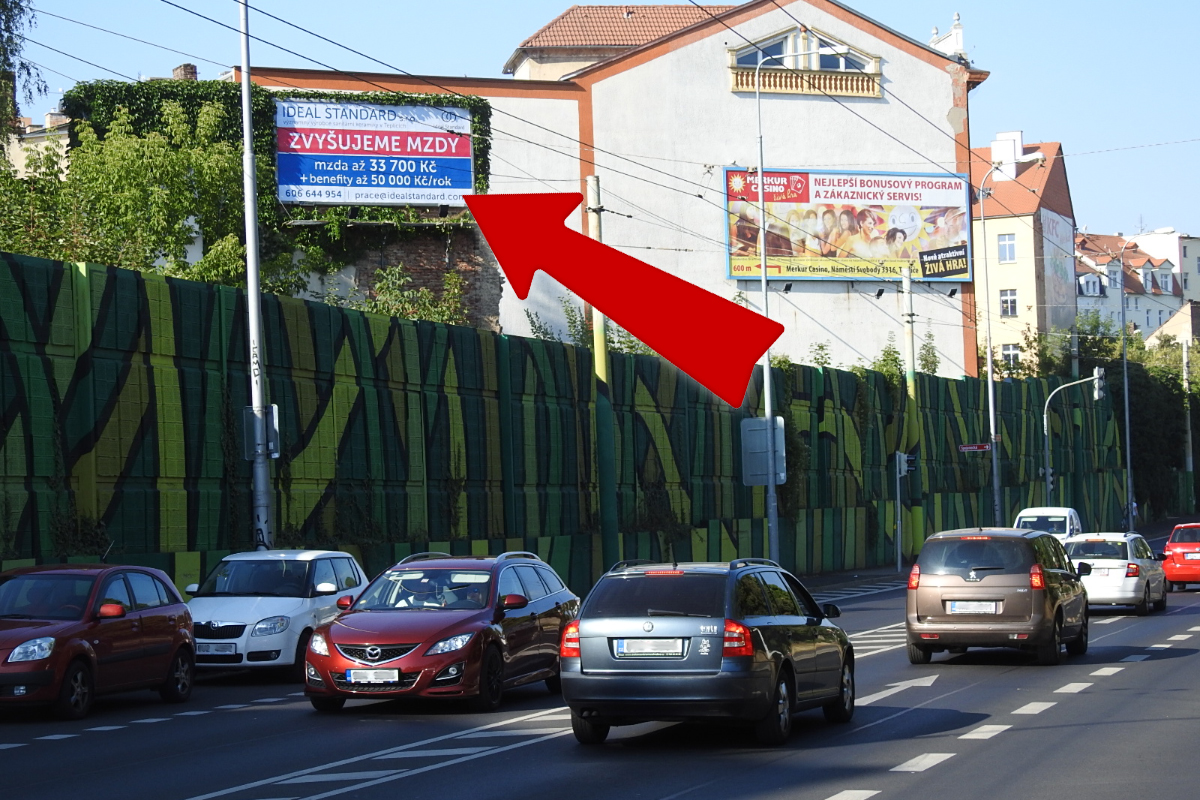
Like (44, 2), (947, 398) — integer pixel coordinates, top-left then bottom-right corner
(1013, 507), (1083, 542)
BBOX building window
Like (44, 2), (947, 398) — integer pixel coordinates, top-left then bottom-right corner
(997, 234), (1016, 263)
(1000, 289), (1017, 316)
(1184, 245), (1189, 258)
(1147, 310), (1151, 329)
(1185, 274), (1190, 291)
(1001, 344), (1020, 368)
(735, 37), (787, 68)
(815, 36), (867, 71)
(1160, 310), (1165, 326)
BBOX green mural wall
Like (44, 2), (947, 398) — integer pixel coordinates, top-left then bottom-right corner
(0, 251), (1132, 593)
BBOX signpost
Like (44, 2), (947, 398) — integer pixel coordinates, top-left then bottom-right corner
(958, 443), (992, 452)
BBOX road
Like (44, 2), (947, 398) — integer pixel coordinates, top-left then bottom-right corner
(3, 539), (1196, 800)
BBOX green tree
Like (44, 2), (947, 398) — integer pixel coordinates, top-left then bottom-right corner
(1, 0), (45, 139)
(808, 340), (832, 369)
(918, 325), (940, 374)
(870, 332), (904, 385)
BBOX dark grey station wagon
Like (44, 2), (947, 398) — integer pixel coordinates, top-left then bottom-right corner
(560, 559), (854, 746)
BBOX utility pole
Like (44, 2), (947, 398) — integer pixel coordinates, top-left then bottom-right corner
(586, 175), (619, 567)
(902, 267), (918, 397)
(1185, 329), (1194, 502)
(586, 176), (609, 379)
(239, 1), (272, 549)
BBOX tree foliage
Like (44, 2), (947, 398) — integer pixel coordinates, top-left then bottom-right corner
(918, 326), (940, 374)
(1, 0), (45, 138)
(524, 296), (657, 355)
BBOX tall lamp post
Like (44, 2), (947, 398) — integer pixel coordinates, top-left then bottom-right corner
(1115, 238), (1137, 527)
(753, 42), (842, 563)
(978, 152), (1045, 523)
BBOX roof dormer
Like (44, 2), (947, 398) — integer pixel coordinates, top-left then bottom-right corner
(728, 27), (881, 98)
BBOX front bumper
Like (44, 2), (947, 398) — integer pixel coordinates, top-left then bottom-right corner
(195, 628), (297, 668)
(304, 641), (480, 700)
(0, 661), (59, 704)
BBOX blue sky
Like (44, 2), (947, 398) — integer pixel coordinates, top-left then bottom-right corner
(19, 0), (1199, 237)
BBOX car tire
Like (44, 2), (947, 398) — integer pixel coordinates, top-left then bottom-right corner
(1037, 617), (1063, 666)
(159, 648), (195, 703)
(1153, 585), (1168, 612)
(754, 672), (794, 746)
(54, 660), (94, 721)
(907, 643), (932, 665)
(290, 630), (313, 683)
(310, 696), (346, 713)
(822, 660), (855, 724)
(545, 671), (562, 695)
(469, 647), (504, 713)
(1135, 585), (1151, 616)
(571, 710), (610, 745)
(1066, 613), (1088, 657)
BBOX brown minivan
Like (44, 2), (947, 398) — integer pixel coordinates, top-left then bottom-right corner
(906, 529), (1091, 666)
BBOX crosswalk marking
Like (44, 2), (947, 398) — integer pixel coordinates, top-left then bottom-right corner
(847, 622), (908, 658)
(959, 724), (1010, 740)
(891, 753), (955, 772)
(812, 581), (907, 603)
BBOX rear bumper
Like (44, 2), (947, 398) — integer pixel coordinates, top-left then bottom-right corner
(1084, 577), (1146, 605)
(561, 660), (773, 723)
(906, 617), (1052, 649)
(1163, 562), (1200, 582)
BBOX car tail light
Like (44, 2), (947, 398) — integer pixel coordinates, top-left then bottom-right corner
(1126, 563), (1140, 578)
(1030, 564), (1045, 590)
(908, 564), (920, 590)
(644, 570), (684, 576)
(723, 619), (754, 657)
(560, 620), (580, 658)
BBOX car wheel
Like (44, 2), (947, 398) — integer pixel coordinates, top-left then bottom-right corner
(1135, 585), (1151, 616)
(1037, 617), (1063, 666)
(54, 660), (94, 721)
(310, 696), (346, 713)
(822, 660), (855, 724)
(571, 710), (610, 745)
(545, 671), (562, 695)
(1153, 585), (1168, 612)
(159, 648), (195, 703)
(290, 630), (313, 683)
(469, 647), (504, 713)
(1167, 580), (1175, 593)
(907, 643), (932, 665)
(1066, 613), (1089, 657)
(754, 672), (793, 746)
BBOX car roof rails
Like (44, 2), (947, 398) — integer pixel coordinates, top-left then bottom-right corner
(398, 551), (453, 564)
(608, 559), (657, 573)
(496, 551), (542, 562)
(729, 557), (780, 570)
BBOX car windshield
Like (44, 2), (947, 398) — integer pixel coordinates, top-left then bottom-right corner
(0, 574), (96, 621)
(1017, 516), (1067, 533)
(1171, 527), (1200, 544)
(194, 560), (311, 597)
(583, 574), (726, 618)
(355, 570), (493, 610)
(918, 538), (1034, 577)
(1065, 540), (1129, 560)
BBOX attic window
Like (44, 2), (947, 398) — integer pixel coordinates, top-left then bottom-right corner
(735, 37), (788, 68)
(817, 37), (866, 72)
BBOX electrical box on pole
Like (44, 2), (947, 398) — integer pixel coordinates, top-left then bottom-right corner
(741, 417), (786, 486)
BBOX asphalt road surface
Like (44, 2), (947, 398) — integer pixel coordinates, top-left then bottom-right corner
(4, 534), (1195, 800)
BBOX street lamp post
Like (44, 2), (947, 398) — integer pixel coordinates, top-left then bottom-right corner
(1115, 239), (1136, 527)
(977, 152), (1044, 523)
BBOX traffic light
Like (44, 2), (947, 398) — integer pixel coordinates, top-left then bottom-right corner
(1093, 366), (1106, 401)
(1047, 467), (1055, 494)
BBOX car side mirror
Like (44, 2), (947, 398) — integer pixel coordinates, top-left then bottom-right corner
(501, 593), (529, 611)
(1155, 552), (1168, 561)
(97, 603), (127, 619)
(1076, 562), (1093, 576)
(184, 583), (199, 595)
(335, 595), (354, 610)
(821, 603), (841, 619)
(315, 582), (338, 595)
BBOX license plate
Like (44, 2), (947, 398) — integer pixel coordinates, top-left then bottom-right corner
(1185, 553), (1200, 560)
(196, 643), (236, 655)
(346, 669), (400, 683)
(616, 638), (683, 657)
(1093, 568), (1110, 576)
(949, 601), (997, 614)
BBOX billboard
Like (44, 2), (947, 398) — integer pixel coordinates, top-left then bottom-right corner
(276, 100), (474, 207)
(1040, 208), (1078, 331)
(724, 168), (972, 282)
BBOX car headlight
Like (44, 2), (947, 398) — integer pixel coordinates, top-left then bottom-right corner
(425, 632), (474, 656)
(8, 637), (55, 663)
(309, 632), (329, 657)
(251, 616), (290, 637)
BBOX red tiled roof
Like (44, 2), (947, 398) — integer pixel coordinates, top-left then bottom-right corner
(970, 142), (1073, 220)
(518, 4), (736, 48)
(1075, 232), (1178, 296)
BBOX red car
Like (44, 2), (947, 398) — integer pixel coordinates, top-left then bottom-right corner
(304, 552), (579, 713)
(0, 564), (195, 719)
(1163, 523), (1200, 591)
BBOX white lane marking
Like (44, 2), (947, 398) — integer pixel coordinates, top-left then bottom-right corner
(1012, 702), (1056, 714)
(1189, 626), (1200, 632)
(857, 675), (938, 706)
(36, 734), (79, 740)
(215, 704), (249, 709)
(959, 724), (1011, 740)
(1091, 667), (1124, 676)
(535, 713), (572, 720)
(812, 581), (907, 603)
(278, 771), (403, 785)
(891, 753), (955, 772)
(1093, 616), (1130, 625)
(85, 726), (126, 731)
(289, 692), (307, 696)
(823, 792), (881, 800)
(184, 706), (569, 800)
(253, 697), (287, 703)
(0, 743), (26, 749)
(1148, 644), (1173, 649)
(374, 748), (492, 759)
(131, 718), (170, 723)
(1169, 634), (1193, 641)
(175, 711), (212, 716)
(1121, 655), (1150, 662)
(456, 727), (566, 739)
(847, 622), (909, 659)
(1055, 683), (1093, 694)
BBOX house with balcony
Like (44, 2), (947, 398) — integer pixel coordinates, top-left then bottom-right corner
(1075, 232), (1179, 337)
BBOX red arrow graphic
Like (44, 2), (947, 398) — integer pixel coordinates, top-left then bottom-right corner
(466, 192), (784, 407)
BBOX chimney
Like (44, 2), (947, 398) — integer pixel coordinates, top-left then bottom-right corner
(989, 131), (1025, 182)
(172, 63), (198, 81)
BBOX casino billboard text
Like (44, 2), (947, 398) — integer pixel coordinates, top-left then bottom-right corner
(276, 100), (474, 207)
(724, 168), (972, 282)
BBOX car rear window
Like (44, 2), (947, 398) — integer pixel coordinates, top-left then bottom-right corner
(1171, 527), (1200, 544)
(584, 573), (725, 619)
(918, 538), (1033, 577)
(1065, 540), (1129, 560)
(1016, 515), (1068, 534)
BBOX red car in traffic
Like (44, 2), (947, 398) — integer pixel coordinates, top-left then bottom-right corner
(1164, 523), (1200, 591)
(304, 552), (578, 713)
(0, 564), (195, 718)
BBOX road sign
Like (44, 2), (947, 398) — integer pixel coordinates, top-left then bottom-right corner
(958, 443), (991, 452)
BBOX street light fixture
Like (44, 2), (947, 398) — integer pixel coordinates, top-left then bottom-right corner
(753, 42), (845, 564)
(978, 152), (1045, 523)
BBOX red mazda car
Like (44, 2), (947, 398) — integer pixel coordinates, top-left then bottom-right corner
(0, 564), (195, 719)
(1163, 523), (1200, 590)
(304, 552), (578, 713)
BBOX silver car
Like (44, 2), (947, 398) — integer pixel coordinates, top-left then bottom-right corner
(1064, 532), (1167, 615)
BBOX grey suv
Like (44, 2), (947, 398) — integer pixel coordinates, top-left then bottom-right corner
(906, 528), (1091, 666)
(560, 559), (854, 746)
